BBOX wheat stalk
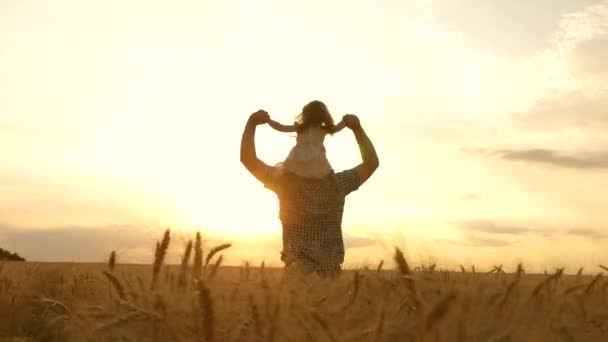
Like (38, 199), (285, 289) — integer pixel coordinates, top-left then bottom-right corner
(372, 310), (386, 342)
(207, 255), (223, 281)
(394, 247), (412, 275)
(393, 247), (422, 309)
(108, 251), (116, 272)
(151, 229), (171, 290)
(584, 273), (603, 295)
(343, 271), (360, 309)
(531, 268), (563, 298)
(498, 264), (523, 308)
(193, 232), (203, 281)
(424, 290), (458, 333)
(205, 243), (232, 266)
(248, 294), (264, 341)
(102, 271), (126, 301)
(178, 240), (193, 288)
(311, 311), (339, 342)
(198, 282), (215, 342)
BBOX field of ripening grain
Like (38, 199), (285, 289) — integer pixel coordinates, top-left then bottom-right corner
(1, 229), (608, 342)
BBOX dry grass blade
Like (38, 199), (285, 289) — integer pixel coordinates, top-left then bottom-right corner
(372, 310), (386, 342)
(198, 282), (215, 342)
(556, 321), (576, 342)
(266, 299), (281, 342)
(244, 261), (251, 280)
(248, 294), (264, 341)
(564, 284), (586, 296)
(95, 311), (142, 332)
(108, 251), (116, 272)
(343, 271), (360, 309)
(577, 267), (584, 276)
(102, 271), (126, 301)
(584, 273), (603, 295)
(207, 255), (223, 280)
(599, 264), (608, 272)
(311, 311), (339, 342)
(499, 267), (522, 307)
(424, 290), (458, 332)
(531, 269), (563, 298)
(38, 297), (70, 314)
(376, 260), (384, 272)
(205, 243), (232, 266)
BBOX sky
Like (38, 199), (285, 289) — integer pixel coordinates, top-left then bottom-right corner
(1, 0), (607, 272)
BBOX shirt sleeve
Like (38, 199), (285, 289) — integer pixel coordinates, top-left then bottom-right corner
(335, 168), (362, 196)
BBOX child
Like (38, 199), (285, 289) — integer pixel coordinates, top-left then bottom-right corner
(268, 100), (346, 179)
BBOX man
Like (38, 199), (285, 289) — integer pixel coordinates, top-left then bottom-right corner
(240, 108), (379, 275)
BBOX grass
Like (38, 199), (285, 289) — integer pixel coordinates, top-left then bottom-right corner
(0, 230), (607, 341)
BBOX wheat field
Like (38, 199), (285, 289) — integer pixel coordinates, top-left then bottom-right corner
(1, 229), (607, 341)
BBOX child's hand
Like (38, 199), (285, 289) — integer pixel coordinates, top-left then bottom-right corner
(249, 110), (270, 125)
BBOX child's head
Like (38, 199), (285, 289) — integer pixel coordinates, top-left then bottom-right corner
(296, 100), (335, 133)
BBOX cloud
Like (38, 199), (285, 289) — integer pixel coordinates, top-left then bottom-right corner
(491, 149), (608, 170)
(343, 233), (378, 249)
(440, 220), (556, 248)
(0, 224), (379, 263)
(457, 220), (537, 236)
(431, 0), (598, 57)
(437, 236), (515, 248)
(513, 2), (608, 133)
(565, 228), (607, 239)
(460, 193), (481, 201)
(445, 220), (607, 248)
(0, 225), (241, 263)
(0, 225), (162, 263)
(514, 91), (608, 133)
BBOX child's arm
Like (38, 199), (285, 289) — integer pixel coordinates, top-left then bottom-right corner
(268, 119), (298, 133)
(330, 119), (347, 134)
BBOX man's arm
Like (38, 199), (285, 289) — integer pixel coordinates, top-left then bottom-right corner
(344, 115), (379, 184)
(240, 110), (274, 183)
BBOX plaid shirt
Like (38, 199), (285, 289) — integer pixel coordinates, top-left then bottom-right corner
(259, 167), (361, 273)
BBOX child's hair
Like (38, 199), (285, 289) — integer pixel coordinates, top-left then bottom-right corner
(295, 100), (336, 134)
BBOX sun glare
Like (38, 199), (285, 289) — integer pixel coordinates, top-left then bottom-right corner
(78, 2), (392, 239)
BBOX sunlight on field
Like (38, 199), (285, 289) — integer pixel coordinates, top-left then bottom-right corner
(1, 230), (607, 341)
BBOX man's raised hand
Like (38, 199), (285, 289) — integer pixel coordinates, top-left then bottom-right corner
(249, 110), (270, 125)
(343, 114), (362, 130)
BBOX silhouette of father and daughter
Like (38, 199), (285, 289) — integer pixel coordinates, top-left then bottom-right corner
(240, 100), (379, 276)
